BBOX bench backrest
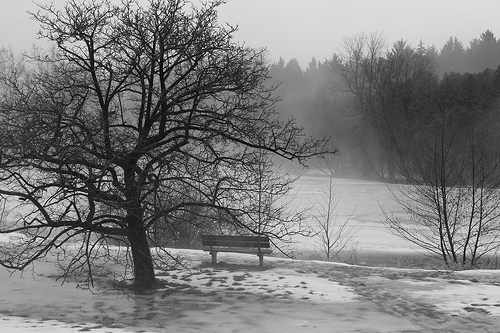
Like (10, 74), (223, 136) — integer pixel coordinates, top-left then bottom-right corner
(201, 235), (271, 249)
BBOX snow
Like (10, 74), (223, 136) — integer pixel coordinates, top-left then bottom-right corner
(0, 248), (499, 332)
(0, 177), (500, 332)
(289, 176), (418, 252)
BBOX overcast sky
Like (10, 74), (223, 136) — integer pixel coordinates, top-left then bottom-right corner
(1, 1), (499, 67)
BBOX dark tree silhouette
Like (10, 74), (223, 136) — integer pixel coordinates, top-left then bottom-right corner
(336, 34), (436, 181)
(0, 0), (328, 291)
(467, 30), (500, 73)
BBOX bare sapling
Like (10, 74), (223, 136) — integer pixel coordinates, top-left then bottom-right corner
(311, 156), (359, 261)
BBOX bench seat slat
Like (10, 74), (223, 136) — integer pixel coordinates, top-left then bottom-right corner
(201, 235), (271, 248)
(202, 235), (267, 241)
(201, 235), (273, 267)
(202, 246), (273, 254)
(201, 240), (270, 248)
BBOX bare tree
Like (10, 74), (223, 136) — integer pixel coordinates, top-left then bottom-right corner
(0, 0), (329, 291)
(334, 32), (386, 179)
(311, 156), (358, 261)
(244, 149), (310, 237)
(384, 105), (500, 268)
(336, 33), (436, 181)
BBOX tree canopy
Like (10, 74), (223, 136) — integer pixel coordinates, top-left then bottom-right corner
(0, 0), (328, 291)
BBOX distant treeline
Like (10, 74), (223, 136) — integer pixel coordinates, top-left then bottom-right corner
(269, 30), (500, 181)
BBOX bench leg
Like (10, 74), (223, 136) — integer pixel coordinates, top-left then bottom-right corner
(211, 251), (217, 265)
(258, 254), (263, 268)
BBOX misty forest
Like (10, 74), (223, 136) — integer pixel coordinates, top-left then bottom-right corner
(1, 0), (500, 294)
(273, 31), (500, 181)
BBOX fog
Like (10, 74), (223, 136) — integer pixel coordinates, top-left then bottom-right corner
(268, 30), (500, 181)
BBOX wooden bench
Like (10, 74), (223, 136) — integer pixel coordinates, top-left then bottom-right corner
(201, 235), (273, 267)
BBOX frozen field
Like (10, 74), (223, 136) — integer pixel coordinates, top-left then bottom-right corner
(291, 175), (415, 253)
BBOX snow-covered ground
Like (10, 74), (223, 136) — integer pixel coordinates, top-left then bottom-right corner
(0, 177), (499, 332)
(289, 176), (416, 252)
(0, 248), (499, 332)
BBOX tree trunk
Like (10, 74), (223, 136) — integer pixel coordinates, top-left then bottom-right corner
(123, 162), (156, 291)
(128, 225), (156, 291)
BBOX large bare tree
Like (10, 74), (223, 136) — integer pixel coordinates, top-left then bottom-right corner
(0, 0), (328, 291)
